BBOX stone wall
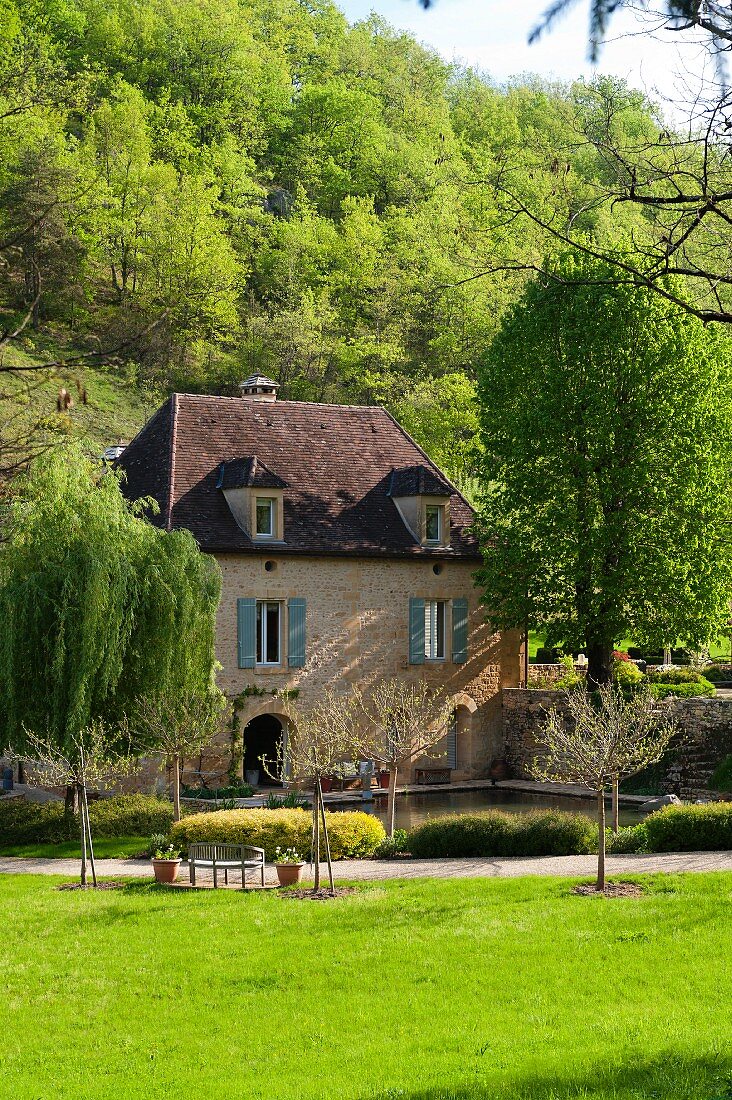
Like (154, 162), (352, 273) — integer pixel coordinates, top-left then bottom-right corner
(502, 688), (732, 799)
(129, 554), (522, 791)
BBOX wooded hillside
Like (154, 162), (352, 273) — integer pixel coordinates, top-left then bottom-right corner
(0, 0), (660, 486)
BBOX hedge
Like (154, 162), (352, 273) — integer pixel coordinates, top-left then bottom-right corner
(406, 810), (597, 859)
(169, 807), (385, 861)
(0, 794), (174, 846)
(606, 823), (648, 853)
(643, 802), (732, 851)
(647, 680), (715, 699)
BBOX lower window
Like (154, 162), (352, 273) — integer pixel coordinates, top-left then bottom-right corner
(256, 600), (281, 665)
(424, 599), (446, 660)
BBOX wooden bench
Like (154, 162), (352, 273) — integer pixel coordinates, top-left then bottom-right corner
(188, 843), (265, 889)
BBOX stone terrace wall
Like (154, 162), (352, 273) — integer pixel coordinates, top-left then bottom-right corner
(503, 688), (732, 800)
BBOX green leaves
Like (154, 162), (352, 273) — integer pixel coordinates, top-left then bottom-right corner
(476, 251), (732, 656)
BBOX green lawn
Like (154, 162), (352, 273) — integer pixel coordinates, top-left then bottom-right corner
(3, 874), (732, 1099)
(0, 835), (148, 858)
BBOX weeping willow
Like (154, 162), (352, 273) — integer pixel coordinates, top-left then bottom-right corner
(0, 443), (221, 754)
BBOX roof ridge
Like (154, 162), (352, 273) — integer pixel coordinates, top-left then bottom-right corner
(173, 392), (389, 413)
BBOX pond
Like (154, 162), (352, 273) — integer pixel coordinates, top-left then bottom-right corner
(355, 787), (645, 832)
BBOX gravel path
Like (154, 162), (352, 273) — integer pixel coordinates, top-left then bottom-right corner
(2, 851), (732, 883)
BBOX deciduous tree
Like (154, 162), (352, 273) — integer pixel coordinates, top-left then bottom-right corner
(475, 250), (732, 688)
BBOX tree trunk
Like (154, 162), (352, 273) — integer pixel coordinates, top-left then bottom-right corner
(172, 755), (181, 822)
(318, 777), (335, 896)
(17, 759), (24, 785)
(596, 788), (606, 892)
(312, 782), (320, 891)
(65, 784), (79, 815)
(82, 782), (97, 888)
(586, 640), (614, 690)
(611, 776), (619, 834)
(79, 784), (88, 887)
(386, 764), (398, 837)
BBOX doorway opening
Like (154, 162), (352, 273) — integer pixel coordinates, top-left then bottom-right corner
(243, 714), (283, 786)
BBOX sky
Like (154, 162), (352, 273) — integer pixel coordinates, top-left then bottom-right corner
(337, 0), (712, 113)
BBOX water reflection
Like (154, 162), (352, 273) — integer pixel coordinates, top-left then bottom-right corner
(350, 788), (644, 831)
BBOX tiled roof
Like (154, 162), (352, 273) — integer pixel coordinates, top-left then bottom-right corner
(216, 456), (288, 490)
(117, 394), (479, 559)
(388, 464), (452, 498)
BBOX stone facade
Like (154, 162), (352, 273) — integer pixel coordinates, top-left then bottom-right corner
(502, 687), (732, 799)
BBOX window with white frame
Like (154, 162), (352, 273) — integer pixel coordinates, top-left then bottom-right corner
(255, 497), (275, 538)
(256, 600), (281, 664)
(424, 599), (446, 660)
(424, 504), (443, 543)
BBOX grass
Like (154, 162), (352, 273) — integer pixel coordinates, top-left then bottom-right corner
(3, 873), (732, 1098)
(0, 835), (148, 858)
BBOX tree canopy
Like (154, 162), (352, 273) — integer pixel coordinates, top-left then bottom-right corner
(0, 443), (221, 753)
(474, 251), (732, 687)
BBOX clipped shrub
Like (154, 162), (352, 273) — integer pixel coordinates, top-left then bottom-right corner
(607, 823), (648, 853)
(647, 680), (714, 699)
(375, 828), (409, 859)
(701, 664), (732, 683)
(407, 810), (597, 859)
(644, 802), (732, 851)
(708, 755), (732, 793)
(613, 658), (643, 687)
(646, 667), (711, 685)
(170, 807), (385, 860)
(0, 794), (174, 845)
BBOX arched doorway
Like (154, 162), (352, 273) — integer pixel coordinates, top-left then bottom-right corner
(243, 714), (284, 786)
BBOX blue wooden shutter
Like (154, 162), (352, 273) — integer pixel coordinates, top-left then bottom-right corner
(237, 598), (256, 668)
(288, 597), (306, 667)
(409, 597), (425, 665)
(452, 598), (468, 664)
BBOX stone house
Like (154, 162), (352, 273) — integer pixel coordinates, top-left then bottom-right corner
(118, 375), (522, 786)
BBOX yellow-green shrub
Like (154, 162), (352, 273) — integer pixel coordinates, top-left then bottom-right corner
(170, 807), (385, 860)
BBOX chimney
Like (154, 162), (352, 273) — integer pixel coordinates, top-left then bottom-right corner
(239, 374), (280, 402)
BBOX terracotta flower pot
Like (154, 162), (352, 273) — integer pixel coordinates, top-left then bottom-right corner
(320, 776), (333, 793)
(152, 858), (182, 884)
(276, 862), (305, 886)
(379, 770), (390, 790)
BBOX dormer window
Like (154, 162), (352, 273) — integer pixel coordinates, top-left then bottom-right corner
(255, 497), (276, 538)
(217, 456), (287, 543)
(387, 464), (452, 550)
(425, 504), (443, 544)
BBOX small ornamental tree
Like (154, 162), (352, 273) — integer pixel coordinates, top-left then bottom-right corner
(126, 689), (230, 821)
(0, 444), (221, 811)
(531, 684), (678, 890)
(267, 689), (368, 895)
(365, 679), (453, 837)
(10, 722), (134, 886)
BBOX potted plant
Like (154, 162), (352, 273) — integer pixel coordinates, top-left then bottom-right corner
(274, 846), (306, 886)
(320, 775), (333, 793)
(151, 843), (182, 884)
(378, 768), (390, 790)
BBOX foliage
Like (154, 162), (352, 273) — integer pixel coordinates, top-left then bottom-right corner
(182, 783), (254, 800)
(374, 828), (409, 859)
(0, 445), (221, 757)
(708, 755), (732, 793)
(273, 846), (303, 864)
(606, 823), (648, 854)
(153, 843), (180, 860)
(644, 801), (732, 851)
(647, 681), (715, 699)
(169, 807), (385, 861)
(0, 793), (174, 845)
(263, 790), (309, 810)
(475, 251), (732, 688)
(701, 664), (732, 683)
(406, 810), (597, 858)
(613, 659), (644, 688)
